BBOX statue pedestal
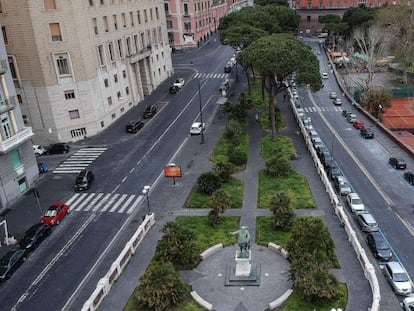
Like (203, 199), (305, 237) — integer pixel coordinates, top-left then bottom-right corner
(235, 250), (251, 277)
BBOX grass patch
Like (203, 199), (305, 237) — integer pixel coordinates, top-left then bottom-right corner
(174, 216), (239, 253)
(261, 135), (295, 160)
(211, 132), (249, 166)
(259, 170), (315, 209)
(256, 216), (291, 248)
(184, 176), (244, 209)
(281, 283), (347, 311)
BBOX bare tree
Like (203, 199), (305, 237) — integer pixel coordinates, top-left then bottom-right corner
(346, 24), (390, 94)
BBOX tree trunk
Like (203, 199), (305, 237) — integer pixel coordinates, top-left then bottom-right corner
(262, 79), (265, 102)
(245, 68), (251, 95)
(268, 80), (276, 140)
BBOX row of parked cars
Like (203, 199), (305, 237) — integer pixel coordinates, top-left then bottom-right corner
(292, 86), (414, 299)
(0, 201), (70, 281)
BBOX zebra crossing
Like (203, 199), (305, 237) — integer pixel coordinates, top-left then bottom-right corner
(53, 147), (107, 174)
(302, 106), (343, 113)
(194, 73), (230, 79)
(65, 192), (144, 214)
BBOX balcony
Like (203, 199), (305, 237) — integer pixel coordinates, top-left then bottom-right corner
(0, 127), (33, 154)
(0, 58), (7, 75)
(0, 96), (17, 114)
(126, 48), (151, 63)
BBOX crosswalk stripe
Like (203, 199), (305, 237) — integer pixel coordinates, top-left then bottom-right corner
(127, 195), (144, 214)
(84, 193), (104, 211)
(53, 147), (106, 174)
(93, 193), (111, 212)
(117, 195), (136, 213)
(53, 169), (83, 174)
(109, 194), (128, 212)
(74, 193), (96, 212)
(101, 193), (120, 212)
(70, 193), (89, 210)
(65, 193), (81, 206)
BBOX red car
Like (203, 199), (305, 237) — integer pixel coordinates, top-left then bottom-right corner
(41, 202), (69, 226)
(353, 120), (365, 129)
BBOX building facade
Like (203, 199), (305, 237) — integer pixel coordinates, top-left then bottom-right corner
(0, 0), (173, 145)
(165, 0), (249, 50)
(0, 20), (38, 210)
(293, 0), (401, 33)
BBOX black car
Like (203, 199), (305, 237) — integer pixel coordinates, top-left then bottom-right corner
(404, 171), (414, 185)
(19, 223), (52, 251)
(224, 63), (233, 73)
(328, 163), (342, 180)
(126, 120), (144, 133)
(219, 81), (230, 92)
(169, 85), (180, 94)
(74, 169), (94, 191)
(366, 232), (393, 261)
(0, 249), (27, 281)
(360, 128), (374, 139)
(389, 157), (407, 169)
(316, 145), (329, 159)
(143, 105), (157, 119)
(45, 143), (70, 155)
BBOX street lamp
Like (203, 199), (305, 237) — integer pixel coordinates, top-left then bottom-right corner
(198, 80), (205, 144)
(142, 185), (151, 215)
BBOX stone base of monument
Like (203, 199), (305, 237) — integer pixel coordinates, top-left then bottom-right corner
(225, 251), (261, 286)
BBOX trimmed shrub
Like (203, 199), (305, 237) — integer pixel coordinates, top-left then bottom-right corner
(228, 148), (247, 166)
(214, 160), (235, 182)
(198, 172), (222, 195)
(265, 156), (291, 177)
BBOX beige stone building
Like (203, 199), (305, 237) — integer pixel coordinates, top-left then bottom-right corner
(0, 0), (173, 144)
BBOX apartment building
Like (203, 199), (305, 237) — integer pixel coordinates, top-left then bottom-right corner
(293, 0), (401, 33)
(0, 20), (37, 211)
(165, 0), (249, 50)
(0, 0), (173, 145)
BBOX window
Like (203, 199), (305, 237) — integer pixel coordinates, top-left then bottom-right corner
(70, 128), (87, 138)
(69, 109), (80, 119)
(108, 42), (115, 62)
(134, 34), (139, 51)
(92, 18), (98, 35)
(55, 54), (71, 76)
(164, 3), (169, 15)
(122, 70), (126, 78)
(89, 0), (94, 6)
(156, 7), (159, 19)
(137, 11), (141, 24)
(126, 37), (131, 56)
(114, 74), (118, 83)
(18, 177), (27, 193)
(100, 0), (104, 4)
(100, 121), (104, 128)
(45, 0), (56, 10)
(22, 115), (28, 125)
(122, 13), (126, 28)
(130, 12), (134, 26)
(50, 23), (62, 41)
(144, 9), (147, 22)
(104, 78), (109, 87)
(98, 45), (105, 66)
(117, 39), (123, 58)
(64, 90), (75, 99)
(2, 116), (12, 139)
(113, 14), (118, 30)
(150, 8), (153, 21)
(1, 27), (8, 45)
(184, 22), (191, 32)
(166, 20), (173, 29)
(17, 94), (23, 104)
(107, 96), (112, 105)
(184, 3), (189, 16)
(111, 113), (116, 119)
(120, 107), (125, 113)
(10, 150), (22, 170)
(125, 86), (129, 95)
(117, 91), (122, 99)
(103, 16), (109, 32)
(307, 15), (311, 22)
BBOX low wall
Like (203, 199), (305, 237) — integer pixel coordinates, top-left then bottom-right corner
(288, 88), (381, 311)
(80, 213), (155, 311)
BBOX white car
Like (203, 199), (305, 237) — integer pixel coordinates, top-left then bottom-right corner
(384, 261), (412, 296)
(346, 193), (365, 213)
(329, 92), (337, 99)
(402, 295), (414, 310)
(33, 144), (46, 156)
(322, 72), (328, 79)
(190, 122), (205, 135)
(173, 78), (185, 89)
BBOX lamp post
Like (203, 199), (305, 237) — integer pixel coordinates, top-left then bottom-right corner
(198, 80), (205, 144)
(142, 185), (151, 215)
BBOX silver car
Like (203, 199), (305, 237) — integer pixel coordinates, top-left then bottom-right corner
(383, 261), (412, 296)
(355, 212), (379, 232)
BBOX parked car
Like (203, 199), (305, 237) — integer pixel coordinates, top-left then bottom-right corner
(353, 120), (365, 129)
(190, 122), (205, 135)
(404, 171), (414, 185)
(322, 72), (328, 79)
(224, 63), (234, 73)
(334, 176), (352, 196)
(45, 143), (70, 155)
(316, 145), (330, 159)
(328, 163), (342, 180)
(347, 113), (357, 123)
(33, 145), (46, 156)
(126, 120), (144, 133)
(169, 85), (180, 94)
(219, 81), (230, 92)
(0, 249), (27, 281)
(143, 105), (157, 119)
(74, 169), (94, 191)
(389, 157), (407, 169)
(332, 98), (342, 106)
(361, 127), (374, 139)
(320, 151), (333, 169)
(41, 202), (70, 226)
(18, 223), (52, 251)
(346, 192), (365, 213)
(383, 261), (412, 295)
(173, 78), (185, 89)
(366, 232), (393, 261)
(342, 109), (349, 117)
(355, 211), (379, 232)
(402, 296), (414, 311)
(329, 91), (337, 99)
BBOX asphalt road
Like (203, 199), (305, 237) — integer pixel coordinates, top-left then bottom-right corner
(0, 39), (236, 310)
